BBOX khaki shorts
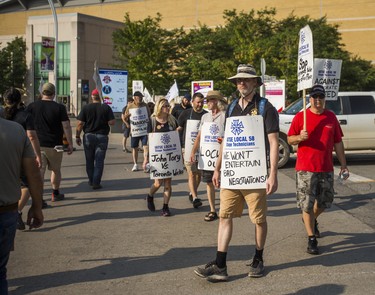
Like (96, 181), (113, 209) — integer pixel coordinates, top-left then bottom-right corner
(184, 161), (201, 175)
(41, 147), (63, 172)
(219, 188), (267, 224)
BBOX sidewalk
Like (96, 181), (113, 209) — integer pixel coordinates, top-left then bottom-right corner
(7, 132), (375, 295)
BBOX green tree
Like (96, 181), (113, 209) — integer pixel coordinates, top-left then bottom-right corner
(178, 24), (236, 96)
(112, 8), (375, 99)
(219, 8), (375, 99)
(112, 13), (184, 95)
(0, 37), (27, 96)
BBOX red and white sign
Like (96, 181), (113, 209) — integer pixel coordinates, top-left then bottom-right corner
(265, 80), (286, 112)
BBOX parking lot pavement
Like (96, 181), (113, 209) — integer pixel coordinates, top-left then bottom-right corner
(7, 132), (375, 295)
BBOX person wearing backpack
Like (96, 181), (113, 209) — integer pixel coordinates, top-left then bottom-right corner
(194, 64), (279, 281)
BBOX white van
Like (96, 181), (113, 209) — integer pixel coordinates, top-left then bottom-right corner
(278, 92), (375, 167)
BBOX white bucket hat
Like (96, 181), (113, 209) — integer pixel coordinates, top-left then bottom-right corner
(228, 64), (263, 86)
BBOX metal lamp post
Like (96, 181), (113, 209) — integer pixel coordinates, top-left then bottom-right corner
(47, 0), (58, 97)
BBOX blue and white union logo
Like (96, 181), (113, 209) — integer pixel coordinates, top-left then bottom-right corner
(230, 119), (244, 136)
(209, 124), (219, 135)
(161, 134), (171, 144)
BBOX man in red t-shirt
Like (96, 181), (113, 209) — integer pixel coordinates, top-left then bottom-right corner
(287, 84), (349, 255)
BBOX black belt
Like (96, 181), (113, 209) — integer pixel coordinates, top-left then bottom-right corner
(0, 202), (18, 213)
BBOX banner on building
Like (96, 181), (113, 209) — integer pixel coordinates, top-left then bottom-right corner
(221, 116), (267, 190)
(98, 69), (128, 112)
(313, 58), (342, 101)
(41, 36), (55, 71)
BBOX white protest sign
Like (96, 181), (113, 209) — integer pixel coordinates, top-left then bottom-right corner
(129, 106), (149, 137)
(184, 119), (200, 162)
(297, 25), (314, 91)
(148, 131), (184, 179)
(264, 79), (286, 112)
(132, 80), (144, 95)
(221, 116), (267, 189)
(198, 122), (224, 171)
(313, 58), (342, 101)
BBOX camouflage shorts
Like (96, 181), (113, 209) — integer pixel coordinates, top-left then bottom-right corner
(296, 171), (334, 212)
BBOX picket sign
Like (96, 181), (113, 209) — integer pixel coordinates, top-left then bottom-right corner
(198, 122), (224, 171)
(220, 116), (267, 190)
(129, 106), (148, 137)
(183, 119), (200, 162)
(148, 130), (184, 180)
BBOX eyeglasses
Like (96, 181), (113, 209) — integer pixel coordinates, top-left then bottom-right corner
(311, 94), (325, 99)
(162, 105), (171, 108)
(236, 78), (254, 84)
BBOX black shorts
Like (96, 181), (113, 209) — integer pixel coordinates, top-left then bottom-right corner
(202, 170), (214, 184)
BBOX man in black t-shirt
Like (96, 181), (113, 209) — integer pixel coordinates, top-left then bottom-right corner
(75, 89), (115, 189)
(177, 92), (207, 208)
(27, 83), (73, 204)
(194, 64), (279, 281)
(171, 93), (192, 119)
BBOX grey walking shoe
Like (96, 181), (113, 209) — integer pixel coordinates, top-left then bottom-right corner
(248, 257), (264, 278)
(194, 261), (228, 282)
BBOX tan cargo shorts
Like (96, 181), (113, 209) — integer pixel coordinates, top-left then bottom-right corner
(219, 188), (267, 224)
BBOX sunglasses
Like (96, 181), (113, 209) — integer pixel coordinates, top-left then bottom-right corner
(311, 94), (325, 99)
(236, 78), (254, 84)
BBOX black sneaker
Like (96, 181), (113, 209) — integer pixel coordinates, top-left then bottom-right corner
(188, 193), (193, 203)
(193, 198), (202, 209)
(194, 261), (228, 282)
(161, 207), (171, 217)
(248, 257), (264, 278)
(42, 200), (48, 209)
(307, 237), (319, 255)
(314, 219), (321, 238)
(92, 184), (103, 190)
(17, 212), (25, 230)
(51, 193), (65, 202)
(147, 195), (155, 212)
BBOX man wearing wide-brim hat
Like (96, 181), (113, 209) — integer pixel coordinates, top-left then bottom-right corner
(194, 64), (280, 281)
(190, 90), (227, 222)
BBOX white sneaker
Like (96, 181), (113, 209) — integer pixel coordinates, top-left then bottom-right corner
(132, 164), (139, 172)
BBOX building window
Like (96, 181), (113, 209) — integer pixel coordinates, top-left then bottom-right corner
(33, 41), (70, 97)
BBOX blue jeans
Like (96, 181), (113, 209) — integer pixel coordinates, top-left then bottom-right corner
(0, 211), (17, 295)
(83, 133), (109, 186)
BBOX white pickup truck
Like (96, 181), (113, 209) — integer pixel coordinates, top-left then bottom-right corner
(278, 92), (375, 168)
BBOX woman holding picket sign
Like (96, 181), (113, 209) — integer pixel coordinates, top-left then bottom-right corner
(144, 98), (183, 217)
